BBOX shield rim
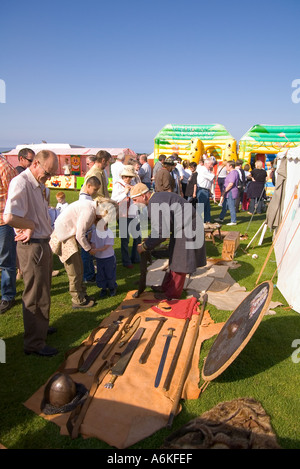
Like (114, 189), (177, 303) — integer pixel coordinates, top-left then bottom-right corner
(201, 281), (273, 382)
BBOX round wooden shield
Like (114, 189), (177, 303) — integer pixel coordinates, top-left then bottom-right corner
(202, 281), (273, 382)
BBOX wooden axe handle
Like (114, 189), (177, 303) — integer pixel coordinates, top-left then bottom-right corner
(166, 294), (208, 429)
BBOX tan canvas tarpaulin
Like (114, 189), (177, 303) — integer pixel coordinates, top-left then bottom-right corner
(24, 291), (223, 449)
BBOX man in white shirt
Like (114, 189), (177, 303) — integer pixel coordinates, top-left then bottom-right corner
(4, 150), (59, 356)
(111, 151), (125, 185)
(196, 158), (215, 223)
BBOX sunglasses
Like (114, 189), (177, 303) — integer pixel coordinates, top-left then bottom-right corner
(38, 161), (52, 178)
(22, 156), (33, 163)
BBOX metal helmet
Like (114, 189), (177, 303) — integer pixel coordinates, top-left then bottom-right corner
(45, 373), (77, 408)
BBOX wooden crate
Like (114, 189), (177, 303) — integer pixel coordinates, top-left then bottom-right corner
(221, 231), (240, 261)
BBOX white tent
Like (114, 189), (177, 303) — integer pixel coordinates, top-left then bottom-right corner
(268, 147), (300, 313)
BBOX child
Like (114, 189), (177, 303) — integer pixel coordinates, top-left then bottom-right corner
(79, 176), (101, 201)
(90, 220), (117, 298)
(56, 191), (69, 214)
(79, 176), (101, 282)
(185, 162), (198, 208)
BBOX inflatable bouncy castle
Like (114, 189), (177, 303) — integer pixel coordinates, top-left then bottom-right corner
(154, 124), (237, 164)
(239, 125), (300, 164)
(239, 124), (300, 197)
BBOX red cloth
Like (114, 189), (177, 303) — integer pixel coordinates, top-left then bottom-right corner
(161, 270), (186, 299)
(151, 296), (198, 320)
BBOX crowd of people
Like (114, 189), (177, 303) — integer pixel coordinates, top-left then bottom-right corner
(0, 147), (270, 357)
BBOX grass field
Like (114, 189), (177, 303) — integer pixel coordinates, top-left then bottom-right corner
(0, 189), (299, 450)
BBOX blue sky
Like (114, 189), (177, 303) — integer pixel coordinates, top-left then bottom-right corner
(1, 0), (299, 153)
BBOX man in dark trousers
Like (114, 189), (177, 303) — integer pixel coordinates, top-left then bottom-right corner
(130, 183), (206, 300)
(4, 150), (59, 356)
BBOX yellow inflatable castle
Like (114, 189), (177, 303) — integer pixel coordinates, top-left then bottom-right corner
(154, 124), (237, 164)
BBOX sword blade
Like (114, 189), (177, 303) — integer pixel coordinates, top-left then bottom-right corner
(154, 328), (175, 388)
(105, 327), (145, 389)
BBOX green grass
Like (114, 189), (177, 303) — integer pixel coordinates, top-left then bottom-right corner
(0, 189), (299, 449)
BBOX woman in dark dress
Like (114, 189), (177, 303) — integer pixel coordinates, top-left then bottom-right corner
(247, 160), (267, 214)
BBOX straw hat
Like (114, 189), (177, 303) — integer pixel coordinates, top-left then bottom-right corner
(120, 165), (136, 178)
(129, 183), (150, 198)
(163, 157), (176, 166)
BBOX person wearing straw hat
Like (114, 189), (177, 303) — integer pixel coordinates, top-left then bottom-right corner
(111, 165), (141, 268)
(130, 183), (206, 300)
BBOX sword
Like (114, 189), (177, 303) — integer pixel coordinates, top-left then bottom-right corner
(154, 328), (176, 388)
(104, 327), (145, 389)
(79, 316), (124, 373)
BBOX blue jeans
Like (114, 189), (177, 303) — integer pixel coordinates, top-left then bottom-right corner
(0, 224), (16, 301)
(197, 187), (211, 222)
(118, 218), (141, 266)
(219, 191), (237, 223)
(96, 255), (117, 291)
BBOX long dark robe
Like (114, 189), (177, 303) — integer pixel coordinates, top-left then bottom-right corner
(144, 192), (206, 274)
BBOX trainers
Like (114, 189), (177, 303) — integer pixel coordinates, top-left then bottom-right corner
(109, 288), (117, 297)
(0, 299), (15, 314)
(214, 218), (224, 223)
(226, 222), (237, 226)
(72, 298), (95, 309)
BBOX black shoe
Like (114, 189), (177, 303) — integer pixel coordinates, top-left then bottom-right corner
(24, 345), (58, 357)
(109, 288), (117, 297)
(99, 289), (107, 298)
(0, 299), (15, 314)
(151, 285), (164, 293)
(47, 326), (57, 335)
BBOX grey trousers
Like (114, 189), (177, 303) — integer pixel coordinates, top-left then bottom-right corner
(64, 250), (87, 305)
(17, 240), (52, 352)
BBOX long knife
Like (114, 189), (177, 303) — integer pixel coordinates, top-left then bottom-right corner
(79, 316), (123, 373)
(104, 327), (145, 389)
(154, 328), (176, 388)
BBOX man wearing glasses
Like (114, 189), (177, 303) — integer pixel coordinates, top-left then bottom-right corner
(4, 150), (59, 357)
(15, 148), (35, 174)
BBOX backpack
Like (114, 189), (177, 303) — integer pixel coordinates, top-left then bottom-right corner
(237, 168), (246, 190)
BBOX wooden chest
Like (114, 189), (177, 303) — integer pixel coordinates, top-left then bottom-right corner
(222, 231), (240, 260)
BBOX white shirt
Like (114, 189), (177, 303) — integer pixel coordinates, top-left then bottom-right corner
(196, 165), (215, 189)
(111, 178), (138, 218)
(110, 161), (124, 185)
(56, 202), (69, 214)
(53, 199), (97, 251)
(91, 227), (115, 259)
(4, 168), (52, 238)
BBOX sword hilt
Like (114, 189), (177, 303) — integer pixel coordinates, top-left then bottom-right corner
(104, 374), (118, 389)
(164, 327), (176, 338)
